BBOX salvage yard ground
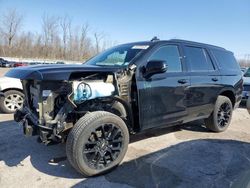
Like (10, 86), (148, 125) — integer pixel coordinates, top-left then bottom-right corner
(0, 67), (250, 187)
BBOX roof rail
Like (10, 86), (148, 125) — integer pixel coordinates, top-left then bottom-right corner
(151, 36), (160, 42)
(169, 39), (226, 50)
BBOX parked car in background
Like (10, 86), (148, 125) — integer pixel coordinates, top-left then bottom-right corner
(241, 67), (247, 75)
(1, 61), (13, 68)
(7, 39), (242, 176)
(0, 77), (23, 113)
(242, 68), (250, 101)
(13, 62), (28, 67)
(0, 58), (5, 67)
(29, 62), (43, 66)
(56, 61), (65, 64)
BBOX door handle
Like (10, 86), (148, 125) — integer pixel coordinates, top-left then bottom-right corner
(212, 77), (218, 82)
(178, 79), (188, 84)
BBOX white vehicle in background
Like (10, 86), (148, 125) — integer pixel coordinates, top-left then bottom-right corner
(0, 77), (23, 113)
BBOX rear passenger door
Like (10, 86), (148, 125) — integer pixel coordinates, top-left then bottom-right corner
(183, 45), (222, 120)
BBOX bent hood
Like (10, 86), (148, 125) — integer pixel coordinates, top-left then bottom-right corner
(5, 64), (121, 81)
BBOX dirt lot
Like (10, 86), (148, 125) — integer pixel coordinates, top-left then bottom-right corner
(1, 68), (250, 188)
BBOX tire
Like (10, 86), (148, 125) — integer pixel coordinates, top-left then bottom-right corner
(0, 90), (24, 114)
(66, 111), (129, 177)
(205, 95), (233, 132)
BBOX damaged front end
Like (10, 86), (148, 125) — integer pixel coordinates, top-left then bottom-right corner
(14, 80), (75, 143)
(7, 65), (134, 144)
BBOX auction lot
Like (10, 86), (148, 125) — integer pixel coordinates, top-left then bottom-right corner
(0, 68), (250, 188)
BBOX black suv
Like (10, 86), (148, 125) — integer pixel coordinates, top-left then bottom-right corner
(6, 39), (243, 176)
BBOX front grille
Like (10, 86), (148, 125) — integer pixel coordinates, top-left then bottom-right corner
(243, 84), (250, 91)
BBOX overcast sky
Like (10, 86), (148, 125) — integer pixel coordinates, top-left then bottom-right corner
(0, 0), (249, 56)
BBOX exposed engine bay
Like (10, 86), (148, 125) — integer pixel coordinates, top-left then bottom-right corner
(14, 70), (136, 144)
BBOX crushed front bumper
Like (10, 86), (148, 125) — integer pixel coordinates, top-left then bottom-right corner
(14, 108), (38, 136)
(14, 106), (67, 144)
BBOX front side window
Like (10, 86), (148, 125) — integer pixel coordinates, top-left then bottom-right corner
(149, 45), (182, 72)
(184, 46), (215, 72)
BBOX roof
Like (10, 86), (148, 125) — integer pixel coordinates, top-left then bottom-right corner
(124, 39), (227, 51)
(168, 39), (226, 50)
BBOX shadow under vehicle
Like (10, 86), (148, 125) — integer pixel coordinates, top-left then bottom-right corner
(6, 38), (243, 176)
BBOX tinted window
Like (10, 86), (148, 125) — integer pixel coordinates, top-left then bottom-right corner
(184, 46), (215, 71)
(211, 49), (240, 71)
(149, 45), (182, 72)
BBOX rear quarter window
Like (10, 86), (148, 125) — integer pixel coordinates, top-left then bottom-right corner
(211, 49), (240, 71)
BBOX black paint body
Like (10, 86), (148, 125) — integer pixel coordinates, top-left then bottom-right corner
(6, 39), (243, 132)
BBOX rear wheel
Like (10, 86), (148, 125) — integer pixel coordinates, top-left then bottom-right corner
(66, 111), (129, 176)
(205, 95), (233, 132)
(0, 90), (24, 113)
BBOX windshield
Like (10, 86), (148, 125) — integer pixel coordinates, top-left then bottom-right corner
(244, 68), (250, 77)
(85, 44), (149, 67)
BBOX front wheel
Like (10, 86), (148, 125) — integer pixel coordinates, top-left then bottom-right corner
(205, 95), (233, 132)
(66, 111), (129, 177)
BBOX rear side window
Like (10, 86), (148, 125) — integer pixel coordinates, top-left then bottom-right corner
(149, 45), (182, 72)
(184, 46), (215, 72)
(211, 49), (240, 71)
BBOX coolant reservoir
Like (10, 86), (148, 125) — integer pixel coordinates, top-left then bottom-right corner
(73, 81), (115, 102)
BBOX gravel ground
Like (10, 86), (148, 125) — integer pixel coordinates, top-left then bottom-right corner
(1, 68), (250, 188)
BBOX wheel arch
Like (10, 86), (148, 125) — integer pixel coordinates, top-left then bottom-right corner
(108, 96), (134, 132)
(2, 88), (23, 94)
(219, 88), (236, 107)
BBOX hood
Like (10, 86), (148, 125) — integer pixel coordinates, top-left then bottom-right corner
(243, 76), (250, 85)
(5, 64), (121, 81)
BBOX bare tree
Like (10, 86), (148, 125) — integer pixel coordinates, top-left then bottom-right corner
(60, 15), (71, 58)
(0, 12), (114, 61)
(42, 14), (59, 57)
(0, 9), (23, 48)
(79, 23), (93, 59)
(93, 32), (105, 54)
(238, 59), (250, 68)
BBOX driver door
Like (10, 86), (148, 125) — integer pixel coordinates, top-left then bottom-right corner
(136, 44), (190, 130)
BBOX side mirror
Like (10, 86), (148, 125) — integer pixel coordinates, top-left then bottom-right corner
(142, 60), (167, 79)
